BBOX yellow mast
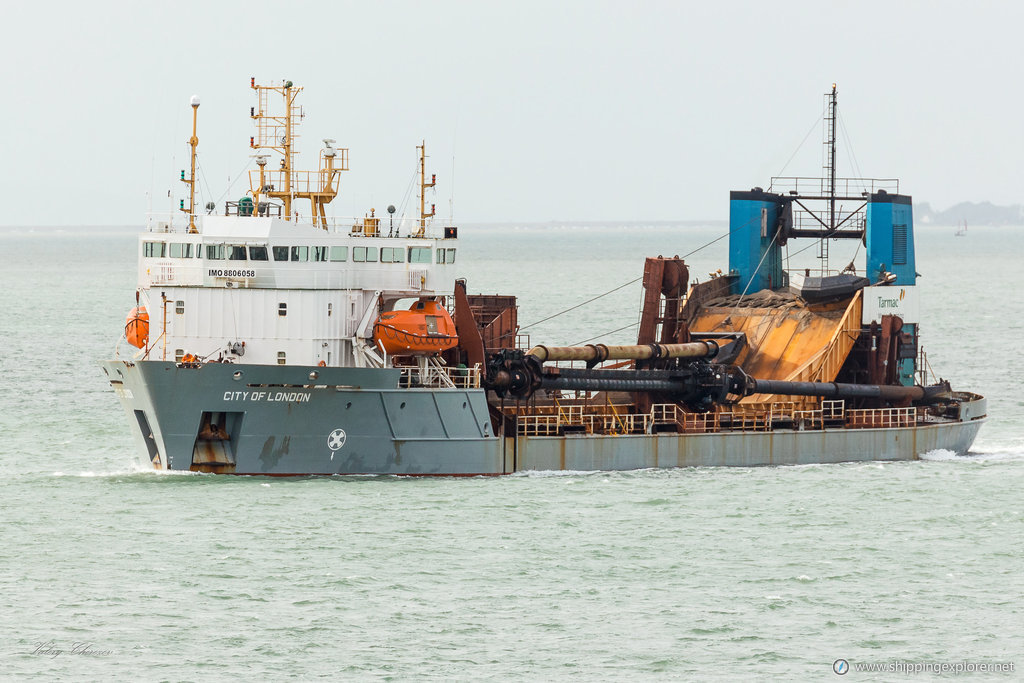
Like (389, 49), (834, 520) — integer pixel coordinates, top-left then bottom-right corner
(315, 139), (340, 228)
(282, 82), (294, 218)
(248, 79), (347, 228)
(180, 95), (200, 233)
(417, 140), (436, 237)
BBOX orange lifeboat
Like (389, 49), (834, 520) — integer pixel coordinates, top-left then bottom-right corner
(373, 300), (458, 356)
(125, 306), (149, 348)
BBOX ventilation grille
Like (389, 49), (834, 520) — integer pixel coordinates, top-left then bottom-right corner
(892, 223), (908, 265)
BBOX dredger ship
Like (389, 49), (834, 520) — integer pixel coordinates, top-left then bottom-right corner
(101, 81), (985, 475)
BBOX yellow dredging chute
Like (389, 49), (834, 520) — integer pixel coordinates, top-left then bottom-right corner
(125, 306), (149, 348)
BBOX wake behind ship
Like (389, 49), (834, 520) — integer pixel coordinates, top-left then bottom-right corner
(102, 81), (985, 475)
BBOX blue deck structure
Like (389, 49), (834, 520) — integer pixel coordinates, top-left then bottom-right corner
(728, 189), (785, 295)
(726, 85), (920, 386)
(866, 191), (917, 384)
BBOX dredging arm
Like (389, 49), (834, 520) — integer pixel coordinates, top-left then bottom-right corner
(527, 341), (721, 365)
(483, 344), (951, 410)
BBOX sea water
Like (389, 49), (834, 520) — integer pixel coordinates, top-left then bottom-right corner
(1, 224), (1021, 680)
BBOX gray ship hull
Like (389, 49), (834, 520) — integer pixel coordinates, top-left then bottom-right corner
(101, 360), (987, 475)
(100, 360), (505, 475)
(513, 417), (985, 470)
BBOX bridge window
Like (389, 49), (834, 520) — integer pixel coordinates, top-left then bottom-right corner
(205, 244), (225, 260)
(313, 246), (328, 262)
(143, 242), (166, 258)
(168, 243), (192, 258)
(381, 247), (405, 263)
(447, 248), (456, 264)
(408, 246), (431, 263)
(249, 246), (268, 261)
(272, 246), (289, 261)
(329, 246), (348, 262)
(353, 246), (379, 263)
(436, 248), (457, 264)
(291, 246), (309, 262)
(228, 245), (247, 260)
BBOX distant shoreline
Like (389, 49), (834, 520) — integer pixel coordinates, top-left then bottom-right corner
(1, 216), (1021, 232)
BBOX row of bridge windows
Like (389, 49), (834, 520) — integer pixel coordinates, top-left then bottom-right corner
(143, 242), (453, 264)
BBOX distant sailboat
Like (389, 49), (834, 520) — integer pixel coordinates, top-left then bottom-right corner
(955, 219), (967, 236)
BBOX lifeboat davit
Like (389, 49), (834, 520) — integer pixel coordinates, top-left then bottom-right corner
(125, 306), (149, 348)
(373, 300), (458, 356)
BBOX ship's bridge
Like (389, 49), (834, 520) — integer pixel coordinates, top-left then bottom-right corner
(139, 215), (459, 297)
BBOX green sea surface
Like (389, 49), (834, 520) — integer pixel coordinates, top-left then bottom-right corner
(0, 224), (1020, 680)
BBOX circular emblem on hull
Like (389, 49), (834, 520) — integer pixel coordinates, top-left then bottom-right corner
(328, 428), (347, 451)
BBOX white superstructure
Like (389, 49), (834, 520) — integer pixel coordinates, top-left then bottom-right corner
(134, 217), (458, 367)
(121, 79), (460, 371)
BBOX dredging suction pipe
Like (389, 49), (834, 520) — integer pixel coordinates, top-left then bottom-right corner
(483, 345), (952, 408)
(526, 340), (719, 364)
(484, 342), (721, 401)
(743, 377), (949, 403)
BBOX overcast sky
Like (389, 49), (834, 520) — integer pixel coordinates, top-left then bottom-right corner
(4, 0), (1021, 226)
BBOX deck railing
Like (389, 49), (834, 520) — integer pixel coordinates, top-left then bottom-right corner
(846, 407), (917, 429)
(507, 399), (925, 437)
(146, 211), (452, 239)
(398, 365), (480, 389)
